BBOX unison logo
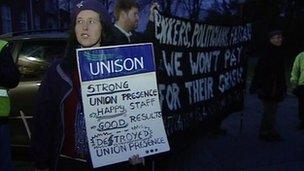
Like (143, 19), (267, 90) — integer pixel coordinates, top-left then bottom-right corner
(85, 53), (145, 76)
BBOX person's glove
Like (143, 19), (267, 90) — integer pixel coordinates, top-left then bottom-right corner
(129, 154), (145, 166)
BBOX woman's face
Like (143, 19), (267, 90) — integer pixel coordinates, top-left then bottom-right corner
(270, 34), (283, 46)
(75, 10), (102, 48)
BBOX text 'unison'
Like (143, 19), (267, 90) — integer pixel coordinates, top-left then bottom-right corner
(89, 57), (145, 76)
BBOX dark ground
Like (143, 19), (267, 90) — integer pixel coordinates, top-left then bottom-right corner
(162, 92), (304, 171)
(13, 91), (304, 171)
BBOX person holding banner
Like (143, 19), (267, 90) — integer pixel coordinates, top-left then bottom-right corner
(290, 52), (304, 130)
(31, 1), (145, 171)
(253, 29), (286, 142)
(0, 39), (20, 171)
(110, 0), (159, 44)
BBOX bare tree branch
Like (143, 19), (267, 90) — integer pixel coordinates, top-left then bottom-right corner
(180, 0), (203, 20)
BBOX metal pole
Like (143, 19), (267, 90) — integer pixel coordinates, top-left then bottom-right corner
(29, 0), (34, 30)
(239, 111), (244, 134)
(152, 160), (155, 171)
(56, 0), (60, 29)
(239, 0), (246, 135)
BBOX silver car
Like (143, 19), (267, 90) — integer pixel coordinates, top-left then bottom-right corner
(0, 31), (68, 157)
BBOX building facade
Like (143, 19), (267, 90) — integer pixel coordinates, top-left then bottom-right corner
(0, 0), (71, 35)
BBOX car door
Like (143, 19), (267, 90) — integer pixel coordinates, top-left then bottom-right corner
(9, 39), (66, 147)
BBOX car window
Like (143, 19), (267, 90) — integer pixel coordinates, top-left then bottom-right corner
(17, 40), (66, 81)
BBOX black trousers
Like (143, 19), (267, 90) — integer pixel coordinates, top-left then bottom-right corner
(298, 95), (304, 123)
(260, 100), (278, 133)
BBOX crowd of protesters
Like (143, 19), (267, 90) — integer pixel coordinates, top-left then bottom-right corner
(1, 0), (304, 171)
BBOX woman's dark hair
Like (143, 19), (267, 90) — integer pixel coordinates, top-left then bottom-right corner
(64, 14), (112, 69)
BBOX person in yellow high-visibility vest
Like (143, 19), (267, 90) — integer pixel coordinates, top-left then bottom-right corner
(290, 52), (304, 130)
(0, 39), (20, 171)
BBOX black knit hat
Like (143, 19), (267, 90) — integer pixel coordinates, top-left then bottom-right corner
(70, 0), (111, 27)
(268, 29), (283, 39)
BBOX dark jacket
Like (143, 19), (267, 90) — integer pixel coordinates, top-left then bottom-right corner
(31, 58), (73, 170)
(253, 44), (287, 101)
(30, 58), (146, 171)
(0, 43), (20, 124)
(107, 22), (155, 45)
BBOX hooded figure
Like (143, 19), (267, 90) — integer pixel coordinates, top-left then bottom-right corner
(253, 29), (286, 142)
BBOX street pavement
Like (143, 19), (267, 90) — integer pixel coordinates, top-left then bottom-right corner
(163, 92), (304, 171)
(13, 92), (304, 171)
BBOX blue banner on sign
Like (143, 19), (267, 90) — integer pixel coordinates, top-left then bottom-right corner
(77, 44), (155, 82)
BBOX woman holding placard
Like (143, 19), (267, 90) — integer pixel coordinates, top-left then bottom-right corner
(31, 0), (145, 170)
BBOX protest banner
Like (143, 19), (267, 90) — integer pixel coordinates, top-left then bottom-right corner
(77, 43), (170, 168)
(153, 11), (252, 136)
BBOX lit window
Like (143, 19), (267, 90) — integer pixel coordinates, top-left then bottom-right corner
(20, 11), (28, 31)
(1, 5), (12, 33)
(34, 15), (41, 29)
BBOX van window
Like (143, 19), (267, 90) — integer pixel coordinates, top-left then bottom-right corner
(17, 41), (66, 81)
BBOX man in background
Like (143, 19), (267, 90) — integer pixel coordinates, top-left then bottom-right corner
(110, 0), (159, 44)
